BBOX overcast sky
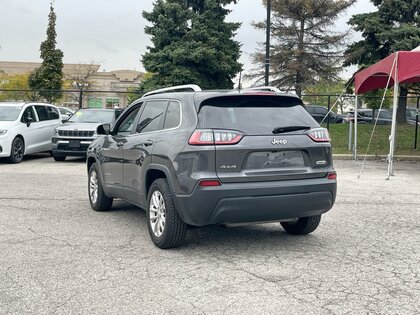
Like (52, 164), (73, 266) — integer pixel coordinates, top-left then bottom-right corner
(0, 0), (375, 79)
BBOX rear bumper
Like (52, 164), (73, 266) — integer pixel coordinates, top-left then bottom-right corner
(174, 177), (337, 226)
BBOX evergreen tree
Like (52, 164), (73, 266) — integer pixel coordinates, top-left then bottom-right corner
(344, 0), (420, 122)
(29, 5), (64, 103)
(141, 0), (242, 90)
(251, 0), (355, 97)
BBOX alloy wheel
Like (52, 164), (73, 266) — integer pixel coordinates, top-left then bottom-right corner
(149, 190), (166, 238)
(89, 170), (98, 205)
(13, 138), (24, 161)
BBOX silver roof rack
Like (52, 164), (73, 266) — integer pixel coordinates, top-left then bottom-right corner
(142, 84), (202, 98)
(245, 86), (281, 93)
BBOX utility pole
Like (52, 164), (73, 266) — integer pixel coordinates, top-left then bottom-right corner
(265, 0), (272, 86)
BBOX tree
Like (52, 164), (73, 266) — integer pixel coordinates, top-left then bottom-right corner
(28, 4), (64, 103)
(141, 0), (242, 91)
(303, 79), (350, 113)
(250, 0), (355, 97)
(344, 0), (420, 123)
(0, 74), (38, 101)
(63, 62), (100, 108)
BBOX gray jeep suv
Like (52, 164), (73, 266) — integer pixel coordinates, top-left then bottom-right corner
(86, 85), (337, 249)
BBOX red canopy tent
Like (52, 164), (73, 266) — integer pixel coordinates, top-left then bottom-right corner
(353, 50), (420, 176)
(355, 51), (420, 94)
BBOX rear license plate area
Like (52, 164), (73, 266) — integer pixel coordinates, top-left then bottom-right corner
(245, 151), (305, 169)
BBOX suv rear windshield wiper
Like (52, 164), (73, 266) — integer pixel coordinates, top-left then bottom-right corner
(272, 126), (311, 134)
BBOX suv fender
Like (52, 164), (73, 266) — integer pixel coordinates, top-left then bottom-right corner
(144, 163), (178, 196)
(143, 164), (188, 221)
(86, 156), (107, 194)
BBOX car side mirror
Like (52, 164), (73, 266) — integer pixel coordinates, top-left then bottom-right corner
(97, 123), (111, 135)
(26, 117), (33, 127)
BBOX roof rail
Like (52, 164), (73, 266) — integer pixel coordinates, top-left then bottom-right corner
(142, 84), (202, 98)
(245, 86), (281, 93)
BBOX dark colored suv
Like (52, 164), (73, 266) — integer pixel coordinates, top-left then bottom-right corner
(305, 105), (342, 124)
(86, 85), (337, 248)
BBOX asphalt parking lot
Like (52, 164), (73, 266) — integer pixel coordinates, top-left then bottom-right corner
(0, 155), (419, 314)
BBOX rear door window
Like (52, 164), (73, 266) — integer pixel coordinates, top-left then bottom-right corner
(198, 96), (317, 135)
(136, 100), (168, 133)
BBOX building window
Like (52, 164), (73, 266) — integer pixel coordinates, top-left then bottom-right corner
(88, 97), (102, 108)
(106, 97), (120, 109)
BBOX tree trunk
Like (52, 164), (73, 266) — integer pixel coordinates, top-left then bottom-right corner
(397, 86), (407, 123)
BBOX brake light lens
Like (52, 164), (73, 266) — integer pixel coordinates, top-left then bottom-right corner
(307, 128), (330, 142)
(199, 180), (221, 187)
(188, 129), (244, 145)
(327, 172), (337, 180)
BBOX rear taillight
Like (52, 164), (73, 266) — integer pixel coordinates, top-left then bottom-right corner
(327, 173), (337, 180)
(307, 128), (330, 142)
(199, 180), (221, 187)
(188, 129), (244, 145)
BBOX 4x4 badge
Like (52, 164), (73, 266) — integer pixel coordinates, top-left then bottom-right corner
(272, 139), (288, 145)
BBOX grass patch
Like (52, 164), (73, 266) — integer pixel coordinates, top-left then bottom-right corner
(326, 123), (420, 156)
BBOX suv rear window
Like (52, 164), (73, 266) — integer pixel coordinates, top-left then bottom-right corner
(198, 96), (317, 135)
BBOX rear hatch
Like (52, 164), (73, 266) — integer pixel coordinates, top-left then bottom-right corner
(195, 95), (333, 183)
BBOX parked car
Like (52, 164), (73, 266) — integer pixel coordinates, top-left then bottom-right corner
(406, 106), (419, 125)
(0, 102), (62, 163)
(51, 108), (123, 161)
(86, 85), (337, 249)
(305, 105), (343, 124)
(344, 109), (393, 124)
(58, 106), (74, 122)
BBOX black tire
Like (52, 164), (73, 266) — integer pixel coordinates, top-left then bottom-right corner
(147, 178), (187, 249)
(281, 215), (322, 235)
(88, 163), (113, 211)
(53, 154), (66, 161)
(8, 137), (24, 163)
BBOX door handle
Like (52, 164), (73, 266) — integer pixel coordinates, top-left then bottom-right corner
(143, 140), (154, 147)
(117, 142), (124, 147)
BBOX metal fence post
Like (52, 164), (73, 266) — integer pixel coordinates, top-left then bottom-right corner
(415, 96), (419, 150)
(327, 95), (331, 130)
(348, 121), (353, 151)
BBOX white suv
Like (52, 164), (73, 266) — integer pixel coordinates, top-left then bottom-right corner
(0, 102), (62, 163)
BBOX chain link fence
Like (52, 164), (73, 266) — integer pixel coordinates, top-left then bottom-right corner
(1, 88), (419, 154)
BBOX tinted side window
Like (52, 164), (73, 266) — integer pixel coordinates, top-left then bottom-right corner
(114, 109), (123, 120)
(20, 106), (37, 123)
(163, 101), (181, 129)
(359, 111), (370, 117)
(116, 106), (141, 136)
(136, 101), (168, 133)
(306, 106), (315, 114)
(35, 106), (49, 121)
(47, 106), (60, 120)
(378, 111), (392, 119)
